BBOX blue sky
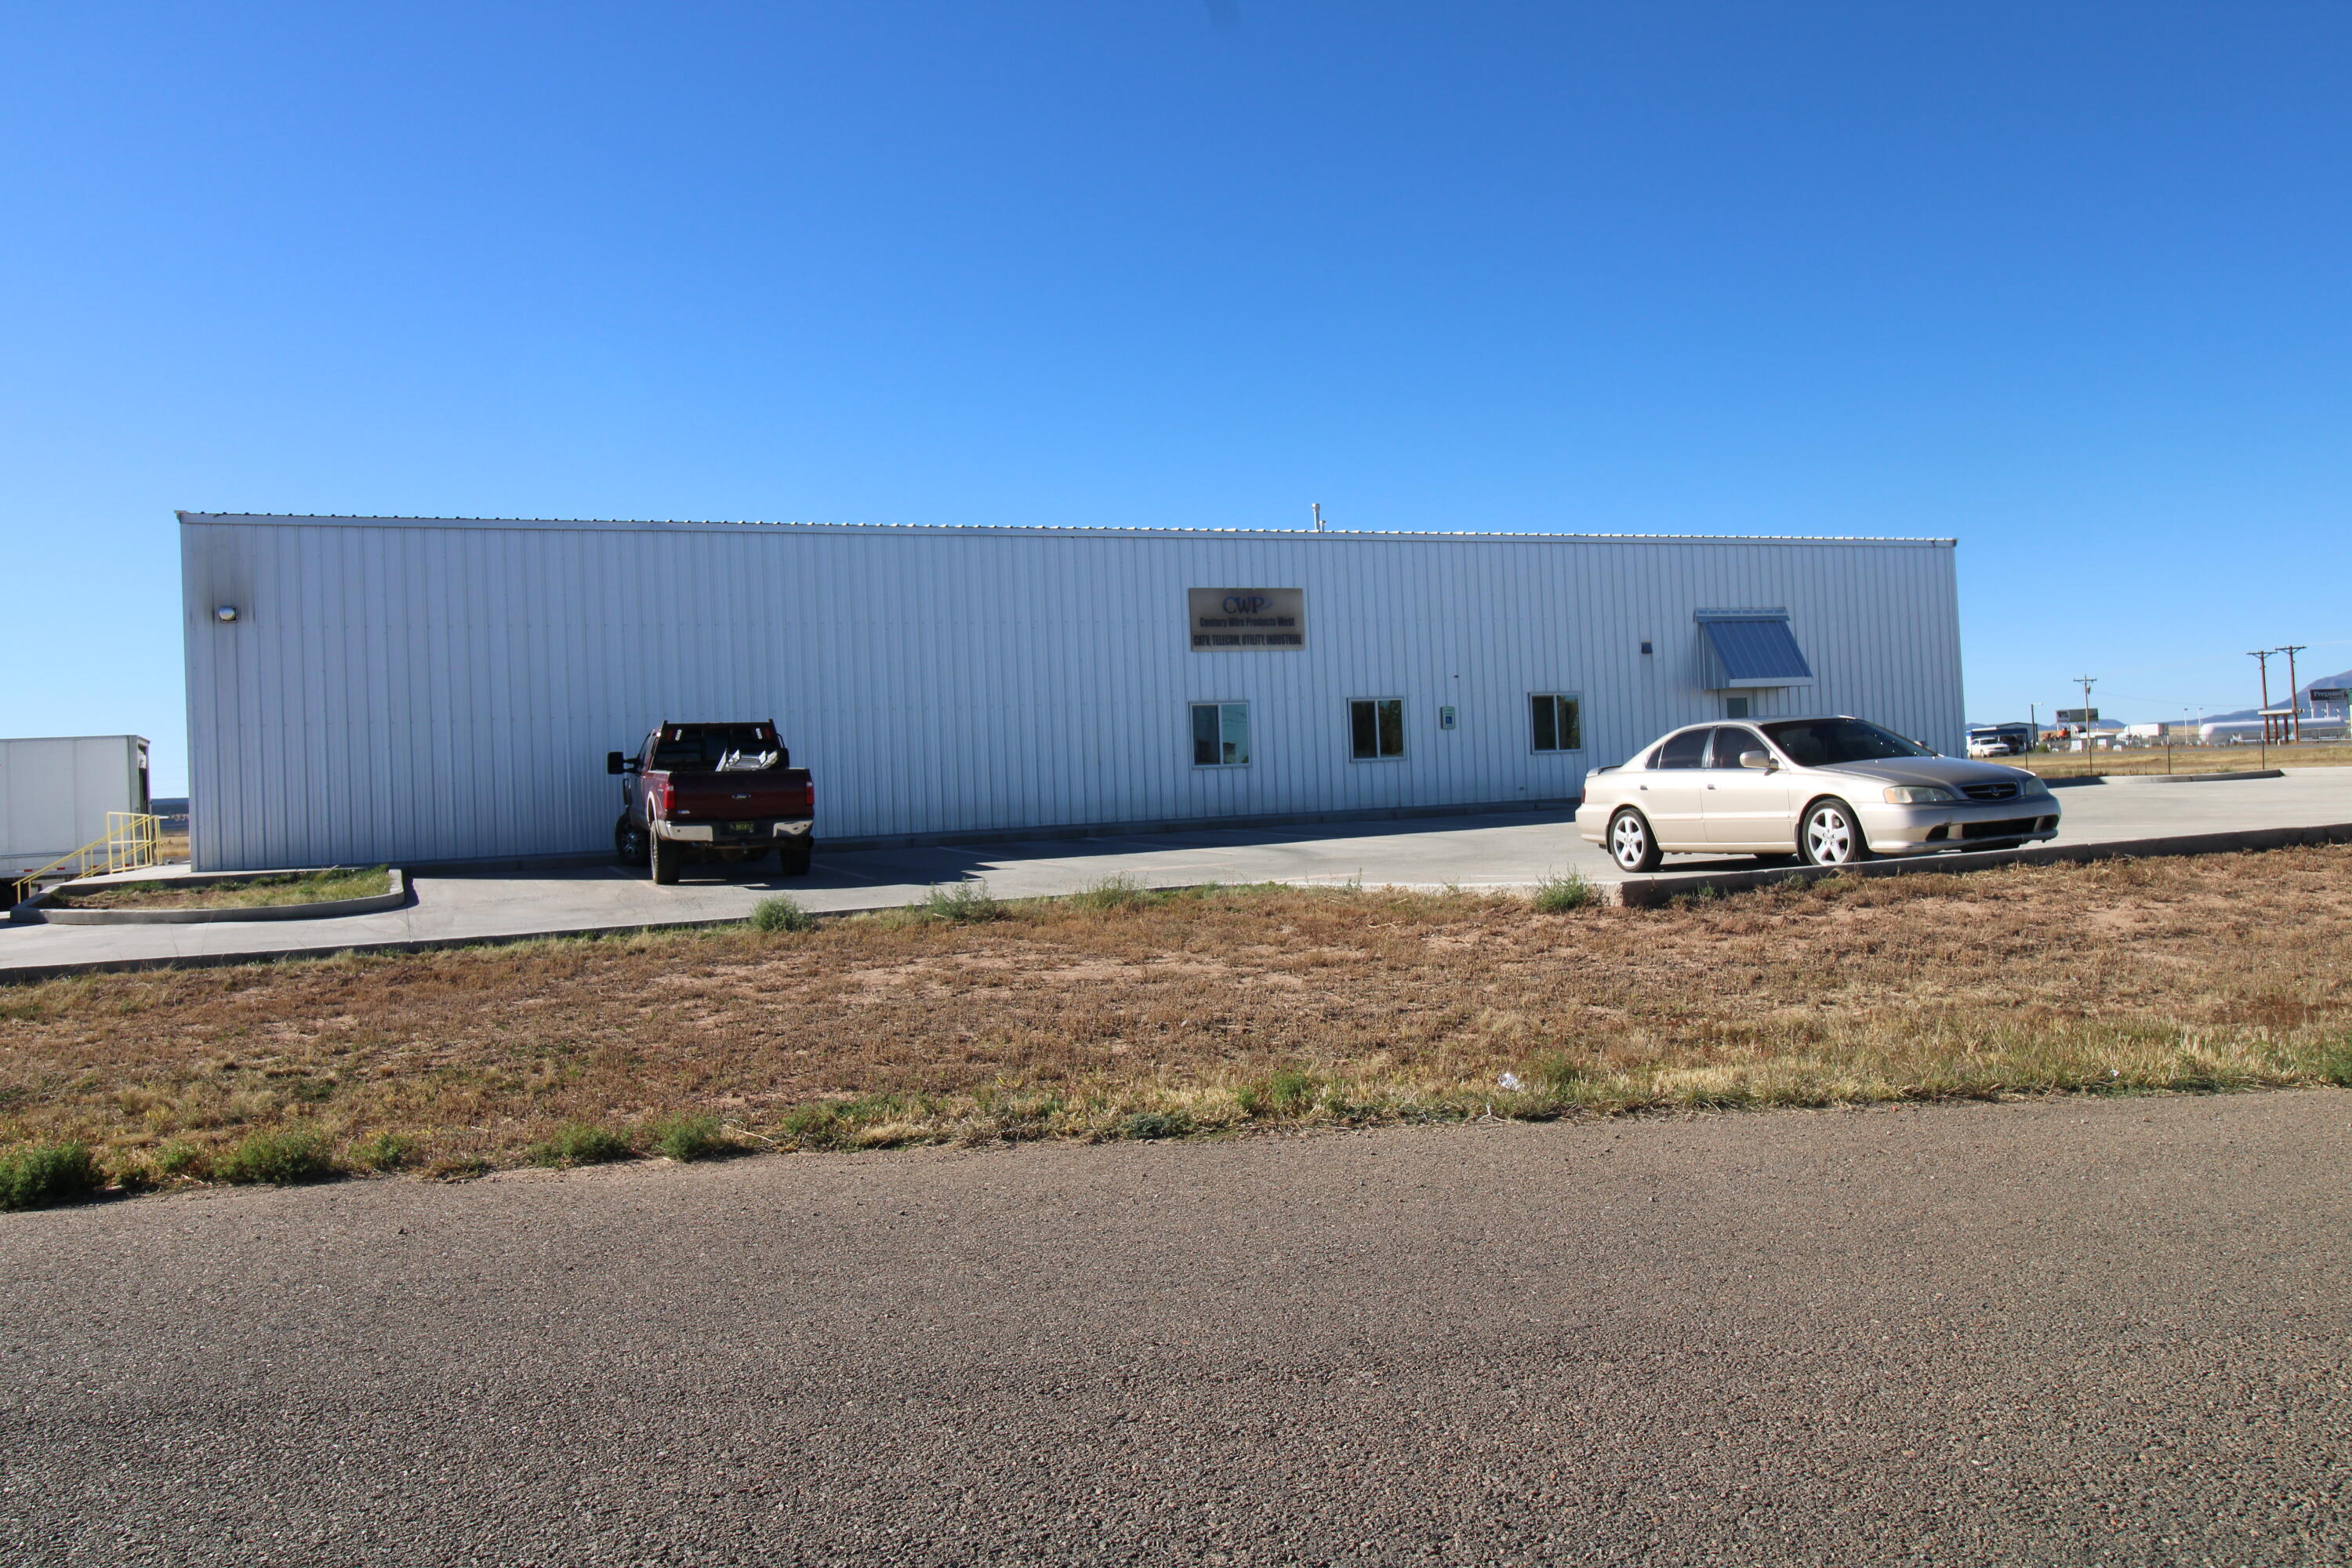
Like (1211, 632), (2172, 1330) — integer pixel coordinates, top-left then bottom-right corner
(5, 2), (2347, 790)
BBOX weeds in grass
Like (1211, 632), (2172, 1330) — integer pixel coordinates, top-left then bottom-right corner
(1236, 1068), (1319, 1119)
(1118, 1109), (1191, 1140)
(2313, 1036), (2352, 1088)
(529, 1121), (633, 1167)
(1074, 874), (1152, 911)
(212, 1127), (337, 1185)
(350, 1132), (418, 1171)
(777, 1094), (916, 1150)
(1532, 871), (1599, 913)
(750, 894), (815, 934)
(153, 1140), (206, 1179)
(1528, 1052), (1590, 1094)
(0, 1140), (102, 1210)
(648, 1112), (728, 1162)
(920, 880), (1004, 923)
(779, 1101), (844, 1146)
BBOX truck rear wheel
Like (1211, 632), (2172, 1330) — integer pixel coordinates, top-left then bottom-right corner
(650, 833), (680, 885)
(779, 838), (812, 877)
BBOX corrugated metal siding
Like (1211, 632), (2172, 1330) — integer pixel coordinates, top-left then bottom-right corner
(180, 516), (1966, 871)
(0, 735), (146, 873)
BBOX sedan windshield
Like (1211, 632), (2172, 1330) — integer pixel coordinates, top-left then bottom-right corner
(1762, 719), (1936, 767)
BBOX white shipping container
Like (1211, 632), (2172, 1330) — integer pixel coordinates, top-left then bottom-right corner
(180, 514), (1966, 873)
(0, 735), (152, 876)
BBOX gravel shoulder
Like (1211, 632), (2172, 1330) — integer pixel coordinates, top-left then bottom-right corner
(3, 1091), (2347, 1565)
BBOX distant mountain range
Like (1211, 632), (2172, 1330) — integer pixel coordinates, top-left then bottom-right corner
(2201, 666), (2352, 724)
(1965, 665), (2352, 730)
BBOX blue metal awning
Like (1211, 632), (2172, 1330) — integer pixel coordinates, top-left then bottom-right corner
(1696, 610), (1813, 689)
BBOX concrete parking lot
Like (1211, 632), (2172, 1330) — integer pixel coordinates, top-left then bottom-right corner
(2, 767), (2346, 976)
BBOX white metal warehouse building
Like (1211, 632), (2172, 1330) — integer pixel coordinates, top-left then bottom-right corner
(178, 513), (1964, 873)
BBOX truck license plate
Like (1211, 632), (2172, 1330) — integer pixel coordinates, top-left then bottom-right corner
(727, 821), (756, 833)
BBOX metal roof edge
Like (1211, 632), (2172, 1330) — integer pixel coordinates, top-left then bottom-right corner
(174, 512), (1958, 546)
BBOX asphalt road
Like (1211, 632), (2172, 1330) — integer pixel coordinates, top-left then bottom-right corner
(4, 1092), (2348, 1566)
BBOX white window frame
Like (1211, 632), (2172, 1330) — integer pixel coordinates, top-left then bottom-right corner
(1189, 701), (1252, 768)
(1528, 691), (1584, 754)
(1348, 697), (1406, 762)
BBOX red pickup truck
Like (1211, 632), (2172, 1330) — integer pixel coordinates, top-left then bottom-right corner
(608, 721), (815, 884)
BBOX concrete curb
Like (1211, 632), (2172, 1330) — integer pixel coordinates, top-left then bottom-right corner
(2043, 770), (2285, 789)
(1613, 821), (2352, 907)
(20, 870), (408, 926)
(0, 900), (884, 983)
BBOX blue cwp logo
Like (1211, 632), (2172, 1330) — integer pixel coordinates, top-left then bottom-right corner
(1222, 594), (1269, 615)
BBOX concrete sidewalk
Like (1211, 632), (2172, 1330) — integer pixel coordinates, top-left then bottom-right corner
(4, 766), (2346, 978)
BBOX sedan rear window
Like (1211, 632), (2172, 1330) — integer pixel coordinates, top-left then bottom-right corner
(1653, 729), (1709, 769)
(1762, 719), (1936, 767)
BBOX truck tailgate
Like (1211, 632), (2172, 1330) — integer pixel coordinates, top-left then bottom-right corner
(665, 768), (812, 819)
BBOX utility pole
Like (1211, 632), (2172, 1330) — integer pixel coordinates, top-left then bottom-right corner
(2278, 644), (2307, 744)
(2249, 650), (2272, 767)
(2072, 675), (2096, 753)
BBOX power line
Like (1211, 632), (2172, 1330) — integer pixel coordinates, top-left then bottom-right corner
(2248, 650), (2274, 765)
(2278, 644), (2308, 743)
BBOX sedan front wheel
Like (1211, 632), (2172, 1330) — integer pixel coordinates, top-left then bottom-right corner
(1799, 799), (1871, 867)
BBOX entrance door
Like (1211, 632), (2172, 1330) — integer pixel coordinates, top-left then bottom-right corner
(1635, 727), (1710, 849)
(1702, 726), (1794, 847)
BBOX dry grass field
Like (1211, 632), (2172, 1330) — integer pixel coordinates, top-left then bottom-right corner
(4, 846), (2350, 1191)
(2019, 742), (2352, 778)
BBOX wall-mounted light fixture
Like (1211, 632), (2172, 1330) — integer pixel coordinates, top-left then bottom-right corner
(216, 605), (239, 622)
(1639, 640), (1653, 655)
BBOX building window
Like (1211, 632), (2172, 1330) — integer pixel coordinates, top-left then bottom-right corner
(1530, 693), (1583, 753)
(1724, 695), (1751, 719)
(1349, 699), (1405, 760)
(1191, 702), (1250, 767)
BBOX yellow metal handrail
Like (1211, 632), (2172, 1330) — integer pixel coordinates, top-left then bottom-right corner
(9, 812), (163, 906)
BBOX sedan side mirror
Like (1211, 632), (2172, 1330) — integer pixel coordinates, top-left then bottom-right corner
(1739, 750), (1775, 771)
